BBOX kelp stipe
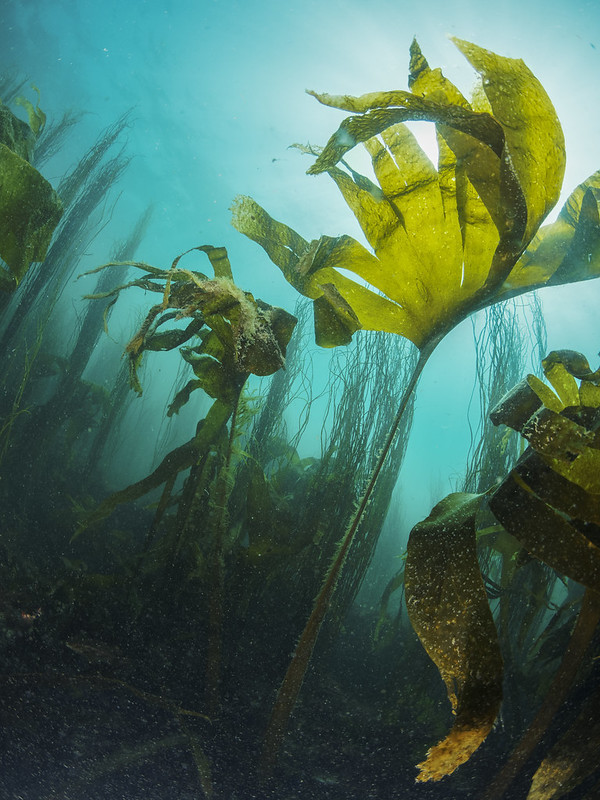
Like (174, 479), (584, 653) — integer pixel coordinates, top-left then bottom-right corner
(259, 340), (431, 778)
(233, 37), (600, 777)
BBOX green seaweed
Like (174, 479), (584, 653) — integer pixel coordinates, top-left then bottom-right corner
(0, 98), (62, 291)
(79, 245), (297, 531)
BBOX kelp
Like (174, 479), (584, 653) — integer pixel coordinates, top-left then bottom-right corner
(405, 492), (503, 781)
(79, 245), (297, 529)
(0, 96), (62, 291)
(81, 246), (297, 716)
(525, 683), (600, 800)
(483, 589), (600, 800)
(405, 350), (600, 787)
(232, 36), (600, 775)
(463, 295), (547, 494)
(232, 39), (597, 353)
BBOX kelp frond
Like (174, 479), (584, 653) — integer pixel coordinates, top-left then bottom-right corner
(406, 350), (600, 785)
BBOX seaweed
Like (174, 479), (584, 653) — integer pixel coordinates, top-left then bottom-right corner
(232, 36), (600, 778)
(80, 245), (297, 713)
(404, 349), (600, 790)
(0, 93), (63, 292)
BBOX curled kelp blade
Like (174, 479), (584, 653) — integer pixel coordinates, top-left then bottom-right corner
(489, 350), (600, 592)
(489, 456), (600, 593)
(405, 492), (503, 781)
(88, 245), (297, 399)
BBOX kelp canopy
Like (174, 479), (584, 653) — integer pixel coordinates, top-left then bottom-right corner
(232, 38), (599, 353)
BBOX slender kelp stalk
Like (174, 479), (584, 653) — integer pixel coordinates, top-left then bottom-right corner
(205, 388), (244, 715)
(259, 340), (434, 778)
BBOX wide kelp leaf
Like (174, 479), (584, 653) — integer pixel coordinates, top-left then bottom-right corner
(0, 99), (62, 290)
(405, 492), (503, 781)
(0, 141), (62, 289)
(500, 172), (600, 298)
(0, 103), (36, 160)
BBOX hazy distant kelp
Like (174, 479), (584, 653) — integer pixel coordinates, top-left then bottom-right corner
(232, 36), (600, 778)
(0, 110), (131, 492)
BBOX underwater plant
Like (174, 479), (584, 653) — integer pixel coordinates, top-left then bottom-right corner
(0, 87), (63, 293)
(0, 112), (132, 486)
(80, 245), (297, 712)
(405, 349), (600, 795)
(231, 37), (600, 777)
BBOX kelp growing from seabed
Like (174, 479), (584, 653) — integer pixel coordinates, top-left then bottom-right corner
(231, 36), (600, 779)
(405, 349), (600, 796)
(78, 244), (297, 714)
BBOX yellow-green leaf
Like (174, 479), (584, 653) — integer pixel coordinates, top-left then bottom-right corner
(451, 37), (565, 244)
(501, 172), (600, 296)
(0, 142), (63, 289)
(232, 40), (591, 353)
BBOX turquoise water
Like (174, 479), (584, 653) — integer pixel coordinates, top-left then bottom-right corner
(1, 1), (600, 798)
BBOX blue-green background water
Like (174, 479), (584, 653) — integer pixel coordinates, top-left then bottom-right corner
(3, 0), (600, 602)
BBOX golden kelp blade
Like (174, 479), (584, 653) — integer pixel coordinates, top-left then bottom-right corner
(502, 172), (600, 295)
(231, 195), (412, 346)
(451, 37), (565, 244)
(233, 39), (593, 354)
(405, 492), (503, 781)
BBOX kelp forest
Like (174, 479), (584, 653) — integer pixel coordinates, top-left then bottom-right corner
(1, 36), (600, 800)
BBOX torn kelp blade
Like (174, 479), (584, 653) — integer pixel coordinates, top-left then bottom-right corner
(405, 492), (503, 782)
